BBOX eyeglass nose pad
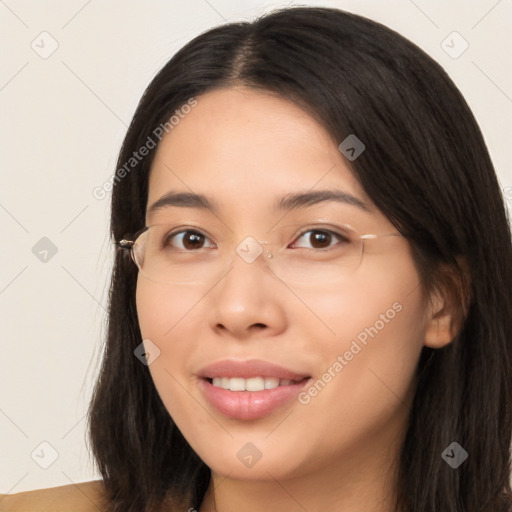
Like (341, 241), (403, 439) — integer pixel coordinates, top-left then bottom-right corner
(257, 240), (274, 259)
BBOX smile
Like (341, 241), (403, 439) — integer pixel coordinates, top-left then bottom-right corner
(199, 376), (311, 420)
(208, 376), (308, 391)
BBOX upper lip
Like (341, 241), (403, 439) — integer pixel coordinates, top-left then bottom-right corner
(197, 359), (311, 380)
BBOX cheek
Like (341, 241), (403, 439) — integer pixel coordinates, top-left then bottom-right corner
(293, 257), (427, 447)
(295, 254), (426, 354)
(136, 277), (206, 339)
(135, 277), (207, 420)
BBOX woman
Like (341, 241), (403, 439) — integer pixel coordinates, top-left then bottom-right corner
(2, 5), (511, 512)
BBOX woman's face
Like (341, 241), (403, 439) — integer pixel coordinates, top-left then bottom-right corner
(136, 86), (431, 482)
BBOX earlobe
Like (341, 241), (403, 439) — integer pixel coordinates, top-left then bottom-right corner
(424, 302), (456, 348)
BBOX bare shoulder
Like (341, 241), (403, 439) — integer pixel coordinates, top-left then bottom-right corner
(0, 480), (107, 512)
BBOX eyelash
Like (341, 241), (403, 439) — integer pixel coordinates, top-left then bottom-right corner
(163, 227), (348, 251)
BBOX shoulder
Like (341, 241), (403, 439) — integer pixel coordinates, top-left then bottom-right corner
(0, 480), (107, 512)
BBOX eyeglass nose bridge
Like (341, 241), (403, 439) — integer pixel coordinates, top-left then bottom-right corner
(234, 236), (277, 266)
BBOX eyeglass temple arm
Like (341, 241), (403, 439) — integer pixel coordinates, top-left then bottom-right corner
(361, 232), (402, 240)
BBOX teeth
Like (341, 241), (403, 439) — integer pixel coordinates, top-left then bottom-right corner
(211, 376), (300, 391)
(228, 377), (246, 391)
(264, 377), (280, 389)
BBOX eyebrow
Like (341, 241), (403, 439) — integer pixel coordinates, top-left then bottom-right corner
(277, 190), (370, 212)
(148, 189), (370, 215)
(149, 191), (216, 214)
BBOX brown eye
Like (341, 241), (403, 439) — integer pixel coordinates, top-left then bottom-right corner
(309, 230), (332, 249)
(164, 230), (214, 250)
(291, 229), (348, 250)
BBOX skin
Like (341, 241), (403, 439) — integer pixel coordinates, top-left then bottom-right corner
(136, 87), (456, 512)
(0, 481), (106, 511)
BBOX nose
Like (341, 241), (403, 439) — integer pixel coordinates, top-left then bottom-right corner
(207, 246), (287, 339)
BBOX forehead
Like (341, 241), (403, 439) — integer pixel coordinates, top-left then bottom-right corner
(146, 87), (370, 217)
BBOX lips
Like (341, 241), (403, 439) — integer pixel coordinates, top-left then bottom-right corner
(196, 359), (312, 420)
(197, 359), (311, 381)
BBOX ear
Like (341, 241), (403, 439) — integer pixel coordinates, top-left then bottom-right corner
(423, 259), (471, 349)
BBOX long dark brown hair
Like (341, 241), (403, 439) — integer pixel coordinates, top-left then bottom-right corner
(87, 6), (512, 511)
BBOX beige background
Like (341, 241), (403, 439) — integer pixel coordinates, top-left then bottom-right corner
(1, 0), (511, 493)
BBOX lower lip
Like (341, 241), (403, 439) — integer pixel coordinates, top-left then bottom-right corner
(198, 378), (311, 420)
